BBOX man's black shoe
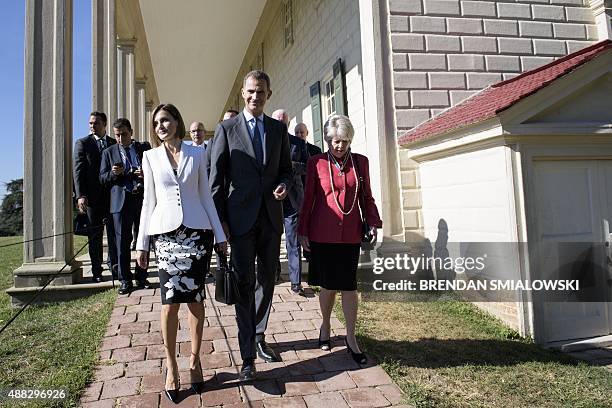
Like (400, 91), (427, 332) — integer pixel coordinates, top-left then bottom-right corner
(118, 282), (132, 295)
(256, 341), (281, 363)
(135, 279), (151, 290)
(239, 360), (256, 382)
(291, 283), (302, 294)
(92, 275), (103, 284)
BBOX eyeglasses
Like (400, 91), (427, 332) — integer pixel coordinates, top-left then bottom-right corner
(190, 129), (205, 134)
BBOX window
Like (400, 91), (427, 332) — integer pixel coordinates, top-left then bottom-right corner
(283, 0), (294, 49)
(323, 76), (336, 120)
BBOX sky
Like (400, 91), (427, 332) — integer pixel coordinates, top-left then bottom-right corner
(0, 1), (91, 199)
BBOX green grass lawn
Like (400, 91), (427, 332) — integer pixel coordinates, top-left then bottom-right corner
(345, 293), (612, 408)
(0, 236), (116, 407)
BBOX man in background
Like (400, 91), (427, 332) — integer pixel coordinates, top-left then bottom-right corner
(73, 112), (118, 283)
(100, 118), (150, 294)
(271, 109), (308, 293)
(189, 121), (208, 148)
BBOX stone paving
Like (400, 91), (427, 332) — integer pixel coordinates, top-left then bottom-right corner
(79, 279), (409, 407)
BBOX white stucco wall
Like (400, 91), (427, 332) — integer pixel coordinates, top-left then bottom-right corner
(265, 0), (365, 150)
(419, 146), (522, 329)
(225, 0), (364, 150)
(420, 146), (517, 241)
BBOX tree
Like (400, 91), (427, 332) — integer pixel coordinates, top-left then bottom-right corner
(0, 178), (23, 236)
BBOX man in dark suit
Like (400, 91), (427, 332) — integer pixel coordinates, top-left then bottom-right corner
(99, 118), (150, 295)
(73, 111), (118, 283)
(209, 70), (293, 381)
(272, 110), (308, 293)
(130, 138), (151, 251)
(294, 123), (322, 263)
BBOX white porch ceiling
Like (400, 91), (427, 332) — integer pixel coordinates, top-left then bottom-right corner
(138, 0), (266, 131)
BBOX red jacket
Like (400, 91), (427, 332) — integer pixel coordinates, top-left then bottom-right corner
(298, 152), (382, 244)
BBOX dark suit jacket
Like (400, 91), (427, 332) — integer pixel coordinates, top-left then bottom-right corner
(209, 112), (293, 236)
(286, 134), (307, 212)
(99, 142), (149, 214)
(73, 134), (117, 206)
(306, 142), (323, 158)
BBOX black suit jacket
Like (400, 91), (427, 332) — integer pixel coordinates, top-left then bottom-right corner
(209, 112), (293, 236)
(306, 142), (323, 158)
(286, 134), (307, 211)
(99, 142), (149, 214)
(73, 134), (117, 206)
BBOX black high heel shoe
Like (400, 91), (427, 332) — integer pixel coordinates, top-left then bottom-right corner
(344, 337), (367, 365)
(163, 366), (180, 404)
(318, 331), (331, 351)
(190, 358), (205, 394)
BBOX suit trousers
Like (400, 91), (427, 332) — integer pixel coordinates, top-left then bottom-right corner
(112, 193), (147, 284)
(86, 204), (117, 276)
(231, 204), (281, 361)
(283, 212), (302, 285)
(201, 229), (215, 275)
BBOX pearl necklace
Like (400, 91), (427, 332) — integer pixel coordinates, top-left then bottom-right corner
(327, 151), (359, 216)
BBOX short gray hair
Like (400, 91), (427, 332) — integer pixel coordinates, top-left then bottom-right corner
(323, 114), (354, 143)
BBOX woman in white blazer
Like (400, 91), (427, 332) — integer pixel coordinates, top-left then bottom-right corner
(136, 103), (227, 403)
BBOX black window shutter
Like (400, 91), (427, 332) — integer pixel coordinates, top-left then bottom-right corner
(333, 58), (347, 116)
(310, 81), (323, 150)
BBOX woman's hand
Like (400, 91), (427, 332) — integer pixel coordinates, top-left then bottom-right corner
(217, 241), (228, 255)
(136, 250), (149, 269)
(298, 235), (310, 252)
(369, 226), (378, 243)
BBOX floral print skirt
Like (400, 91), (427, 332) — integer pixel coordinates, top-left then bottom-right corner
(155, 225), (213, 304)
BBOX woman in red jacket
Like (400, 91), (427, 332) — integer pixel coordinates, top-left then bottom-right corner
(298, 114), (382, 364)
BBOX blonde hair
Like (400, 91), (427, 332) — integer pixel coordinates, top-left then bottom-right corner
(323, 114), (354, 143)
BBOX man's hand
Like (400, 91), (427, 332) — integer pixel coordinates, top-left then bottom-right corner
(298, 235), (310, 252)
(217, 241), (228, 255)
(221, 222), (230, 241)
(273, 183), (287, 200)
(77, 197), (88, 213)
(111, 165), (125, 175)
(136, 250), (149, 269)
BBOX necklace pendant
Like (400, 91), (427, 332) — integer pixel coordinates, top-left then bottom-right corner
(338, 171), (343, 176)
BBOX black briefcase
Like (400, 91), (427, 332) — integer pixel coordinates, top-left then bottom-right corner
(73, 213), (90, 236)
(215, 253), (239, 305)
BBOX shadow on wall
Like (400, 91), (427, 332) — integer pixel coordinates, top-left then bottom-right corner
(422, 219), (455, 281)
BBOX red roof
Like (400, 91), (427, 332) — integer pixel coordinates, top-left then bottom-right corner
(398, 40), (612, 145)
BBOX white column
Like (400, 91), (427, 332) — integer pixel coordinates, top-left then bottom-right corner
(144, 100), (155, 144)
(116, 38), (137, 123)
(358, 0), (405, 241)
(15, 0), (81, 290)
(135, 78), (147, 142)
(590, 0), (612, 40)
(92, 0), (116, 123)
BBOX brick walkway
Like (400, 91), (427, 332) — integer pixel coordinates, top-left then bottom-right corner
(80, 279), (407, 407)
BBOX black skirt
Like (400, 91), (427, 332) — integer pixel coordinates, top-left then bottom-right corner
(308, 241), (361, 291)
(154, 225), (213, 304)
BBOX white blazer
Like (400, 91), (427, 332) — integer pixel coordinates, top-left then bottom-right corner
(136, 142), (226, 250)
